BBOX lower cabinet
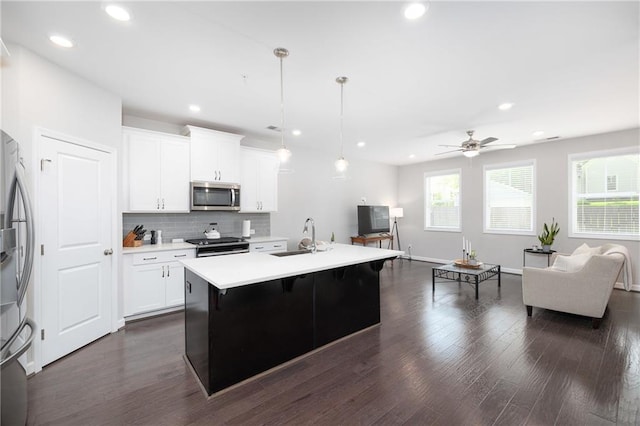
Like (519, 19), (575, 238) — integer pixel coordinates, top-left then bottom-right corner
(249, 239), (287, 254)
(123, 249), (195, 317)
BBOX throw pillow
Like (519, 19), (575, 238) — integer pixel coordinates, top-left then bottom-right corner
(550, 252), (593, 272)
(572, 243), (601, 256)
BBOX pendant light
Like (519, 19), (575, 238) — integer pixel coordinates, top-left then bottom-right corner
(274, 47), (292, 164)
(335, 76), (349, 173)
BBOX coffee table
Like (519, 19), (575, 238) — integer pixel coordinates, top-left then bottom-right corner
(432, 262), (501, 299)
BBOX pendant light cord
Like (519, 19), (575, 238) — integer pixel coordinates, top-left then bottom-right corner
(279, 55), (285, 149)
(339, 81), (344, 158)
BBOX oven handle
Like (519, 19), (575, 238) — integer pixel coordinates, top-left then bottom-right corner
(197, 248), (249, 258)
(231, 188), (236, 207)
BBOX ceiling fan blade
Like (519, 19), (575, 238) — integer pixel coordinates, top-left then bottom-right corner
(479, 137), (498, 146)
(435, 149), (463, 155)
(483, 144), (516, 150)
(438, 144), (464, 148)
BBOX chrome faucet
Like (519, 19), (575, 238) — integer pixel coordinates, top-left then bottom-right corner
(302, 217), (316, 253)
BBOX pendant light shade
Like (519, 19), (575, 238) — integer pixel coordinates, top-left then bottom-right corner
(274, 47), (292, 166)
(335, 76), (349, 174)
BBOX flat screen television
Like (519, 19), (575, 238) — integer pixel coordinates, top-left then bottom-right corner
(357, 205), (390, 236)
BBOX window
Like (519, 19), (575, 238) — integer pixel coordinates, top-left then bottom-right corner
(424, 169), (461, 231)
(570, 149), (639, 239)
(484, 160), (535, 234)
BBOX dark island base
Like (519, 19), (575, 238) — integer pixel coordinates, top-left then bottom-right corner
(184, 259), (389, 395)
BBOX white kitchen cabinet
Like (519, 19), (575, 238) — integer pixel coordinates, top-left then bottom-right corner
(240, 147), (279, 212)
(184, 125), (242, 183)
(123, 248), (195, 317)
(249, 239), (287, 253)
(123, 127), (190, 212)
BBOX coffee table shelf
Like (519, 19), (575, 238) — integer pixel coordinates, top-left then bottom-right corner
(432, 263), (501, 299)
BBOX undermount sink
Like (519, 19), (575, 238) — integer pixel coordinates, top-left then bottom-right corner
(270, 249), (312, 257)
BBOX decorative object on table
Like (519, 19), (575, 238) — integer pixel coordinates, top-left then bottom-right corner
(204, 223), (220, 239)
(333, 76), (349, 176)
(390, 207), (403, 252)
(469, 249), (478, 265)
(538, 217), (560, 251)
(462, 236), (473, 262)
(123, 225), (145, 247)
(273, 47), (292, 171)
(331, 232), (335, 243)
(454, 258), (483, 269)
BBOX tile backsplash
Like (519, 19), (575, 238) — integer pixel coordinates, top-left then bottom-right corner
(123, 212), (270, 241)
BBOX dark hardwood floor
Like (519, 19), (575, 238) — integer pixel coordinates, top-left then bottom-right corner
(27, 261), (640, 425)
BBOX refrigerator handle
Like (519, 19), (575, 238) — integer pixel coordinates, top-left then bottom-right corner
(0, 317), (36, 367)
(11, 164), (34, 307)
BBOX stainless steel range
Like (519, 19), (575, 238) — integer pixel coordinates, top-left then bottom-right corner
(186, 237), (250, 258)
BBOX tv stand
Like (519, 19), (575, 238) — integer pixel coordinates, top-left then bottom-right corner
(350, 234), (394, 250)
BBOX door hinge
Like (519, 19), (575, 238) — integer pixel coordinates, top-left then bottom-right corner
(41, 329), (45, 340)
(41, 244), (44, 255)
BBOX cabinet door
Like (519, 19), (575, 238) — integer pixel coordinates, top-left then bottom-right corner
(239, 150), (259, 212)
(216, 136), (240, 183)
(126, 133), (161, 211)
(160, 137), (190, 212)
(189, 129), (218, 182)
(126, 264), (165, 315)
(165, 263), (186, 307)
(257, 152), (279, 212)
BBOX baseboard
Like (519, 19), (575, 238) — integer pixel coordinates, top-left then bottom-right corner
(115, 318), (125, 331)
(614, 282), (640, 292)
(407, 255), (521, 275)
(124, 305), (184, 323)
(26, 360), (36, 376)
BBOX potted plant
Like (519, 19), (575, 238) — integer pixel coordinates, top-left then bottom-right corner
(538, 218), (560, 252)
(469, 249), (478, 265)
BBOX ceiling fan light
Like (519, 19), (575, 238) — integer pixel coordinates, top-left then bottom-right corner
(277, 147), (292, 163)
(404, 3), (427, 20)
(463, 150), (479, 158)
(335, 157), (349, 172)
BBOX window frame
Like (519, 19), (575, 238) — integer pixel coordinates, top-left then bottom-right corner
(483, 159), (537, 236)
(423, 168), (462, 232)
(568, 147), (640, 241)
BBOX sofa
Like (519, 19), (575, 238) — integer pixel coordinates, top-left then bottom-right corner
(522, 244), (626, 328)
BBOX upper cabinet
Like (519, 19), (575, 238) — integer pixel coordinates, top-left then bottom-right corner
(184, 125), (243, 183)
(123, 127), (190, 213)
(240, 147), (279, 213)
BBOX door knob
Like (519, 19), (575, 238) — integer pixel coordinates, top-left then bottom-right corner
(104, 249), (113, 255)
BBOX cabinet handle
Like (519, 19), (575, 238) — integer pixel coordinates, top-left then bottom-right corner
(162, 265), (165, 278)
(255, 246), (264, 250)
(174, 254), (187, 258)
(274, 245), (283, 248)
(157, 198), (160, 209)
(167, 265), (170, 277)
(143, 257), (157, 261)
(162, 198), (165, 209)
(218, 170), (222, 181)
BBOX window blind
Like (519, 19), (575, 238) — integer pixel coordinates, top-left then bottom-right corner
(484, 162), (534, 233)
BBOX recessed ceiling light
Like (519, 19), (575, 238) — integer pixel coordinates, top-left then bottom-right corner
(189, 105), (200, 113)
(532, 130), (545, 138)
(404, 3), (427, 20)
(49, 35), (73, 48)
(409, 154), (416, 159)
(498, 102), (514, 111)
(291, 129), (302, 136)
(105, 4), (131, 22)
(357, 141), (366, 148)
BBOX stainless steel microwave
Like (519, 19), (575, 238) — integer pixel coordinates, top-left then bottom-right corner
(190, 181), (240, 211)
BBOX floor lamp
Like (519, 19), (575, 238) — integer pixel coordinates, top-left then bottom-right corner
(389, 207), (403, 255)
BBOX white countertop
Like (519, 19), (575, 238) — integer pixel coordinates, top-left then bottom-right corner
(122, 242), (196, 254)
(181, 243), (403, 290)
(245, 236), (288, 243)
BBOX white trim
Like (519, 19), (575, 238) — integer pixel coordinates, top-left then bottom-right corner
(614, 282), (640, 292)
(483, 159), (536, 235)
(124, 306), (184, 322)
(423, 168), (461, 232)
(33, 127), (118, 373)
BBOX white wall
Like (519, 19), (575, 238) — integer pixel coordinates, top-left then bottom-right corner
(1, 44), (122, 368)
(398, 128), (640, 288)
(271, 146), (398, 249)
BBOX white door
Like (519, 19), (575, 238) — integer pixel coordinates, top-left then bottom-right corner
(160, 138), (190, 212)
(126, 132), (161, 211)
(164, 263), (185, 307)
(258, 153), (279, 212)
(40, 135), (113, 366)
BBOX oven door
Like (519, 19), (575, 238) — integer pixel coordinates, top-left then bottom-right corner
(191, 182), (240, 211)
(196, 244), (250, 257)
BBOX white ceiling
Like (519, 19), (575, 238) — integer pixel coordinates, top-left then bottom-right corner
(2, 1), (638, 165)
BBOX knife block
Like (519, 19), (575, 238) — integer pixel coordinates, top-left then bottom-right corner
(123, 232), (143, 247)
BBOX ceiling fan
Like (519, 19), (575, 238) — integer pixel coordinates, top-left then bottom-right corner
(437, 130), (516, 158)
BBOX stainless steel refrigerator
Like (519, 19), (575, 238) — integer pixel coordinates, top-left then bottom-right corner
(1, 129), (36, 425)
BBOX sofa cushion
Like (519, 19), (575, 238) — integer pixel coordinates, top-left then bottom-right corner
(550, 252), (593, 272)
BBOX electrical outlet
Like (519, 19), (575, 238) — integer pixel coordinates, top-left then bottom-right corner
(360, 197), (367, 204)
(250, 229), (255, 235)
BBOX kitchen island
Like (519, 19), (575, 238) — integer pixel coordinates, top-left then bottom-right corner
(181, 243), (402, 395)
